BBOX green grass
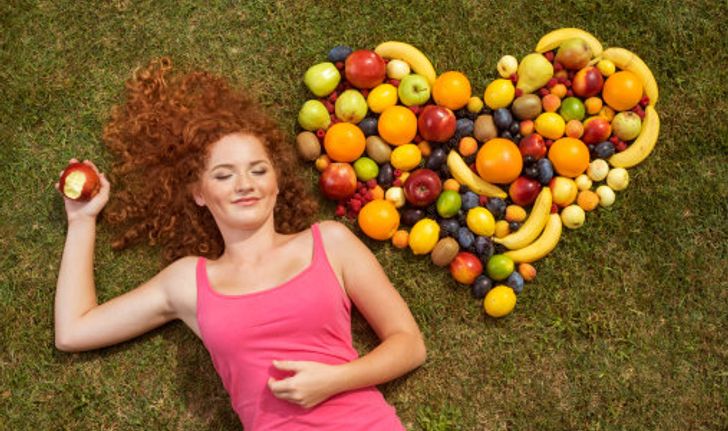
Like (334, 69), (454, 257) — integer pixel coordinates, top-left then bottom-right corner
(2, 0), (727, 429)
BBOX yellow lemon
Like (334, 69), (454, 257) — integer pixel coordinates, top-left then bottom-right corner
(484, 79), (515, 109)
(466, 207), (495, 236)
(408, 218), (440, 255)
(367, 83), (398, 113)
(483, 285), (517, 318)
(390, 144), (422, 171)
(534, 112), (565, 140)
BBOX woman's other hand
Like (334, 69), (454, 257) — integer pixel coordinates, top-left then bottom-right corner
(55, 159), (110, 222)
(267, 360), (343, 409)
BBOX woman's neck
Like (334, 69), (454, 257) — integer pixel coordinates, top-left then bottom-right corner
(217, 217), (281, 266)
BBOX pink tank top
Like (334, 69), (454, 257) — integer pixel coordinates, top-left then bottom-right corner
(196, 223), (405, 430)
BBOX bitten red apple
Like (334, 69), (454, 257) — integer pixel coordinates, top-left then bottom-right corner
(572, 66), (604, 98)
(344, 50), (386, 89)
(403, 168), (442, 207)
(59, 162), (100, 201)
(518, 133), (547, 160)
(582, 117), (612, 144)
(319, 163), (357, 200)
(449, 251), (483, 285)
(417, 105), (456, 142)
(509, 176), (542, 206)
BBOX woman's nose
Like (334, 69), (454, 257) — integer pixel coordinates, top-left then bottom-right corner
(234, 172), (253, 192)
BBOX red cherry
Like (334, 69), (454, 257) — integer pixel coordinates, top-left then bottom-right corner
(545, 51), (555, 62)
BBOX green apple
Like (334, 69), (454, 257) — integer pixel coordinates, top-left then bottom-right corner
(611, 112), (642, 141)
(398, 74), (431, 106)
(304, 62), (341, 97)
(335, 89), (368, 123)
(298, 100), (331, 131)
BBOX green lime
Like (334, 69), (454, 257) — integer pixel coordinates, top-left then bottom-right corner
(487, 254), (515, 281)
(483, 285), (517, 317)
(559, 97), (586, 122)
(353, 157), (379, 181)
(436, 190), (462, 218)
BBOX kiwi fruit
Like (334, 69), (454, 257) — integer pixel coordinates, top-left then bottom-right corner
(474, 115), (497, 142)
(296, 131), (321, 161)
(430, 237), (460, 267)
(511, 94), (542, 120)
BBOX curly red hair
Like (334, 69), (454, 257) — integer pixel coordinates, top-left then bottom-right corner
(103, 57), (318, 263)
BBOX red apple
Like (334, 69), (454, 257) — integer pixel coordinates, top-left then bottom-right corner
(449, 251), (483, 285)
(508, 176), (542, 206)
(572, 66), (604, 98)
(344, 50), (386, 89)
(417, 105), (456, 142)
(403, 168), (442, 207)
(59, 162), (100, 201)
(582, 117), (612, 144)
(518, 133), (547, 160)
(319, 163), (357, 200)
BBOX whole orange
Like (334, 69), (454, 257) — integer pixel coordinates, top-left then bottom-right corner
(548, 137), (590, 177)
(324, 123), (365, 162)
(602, 71), (643, 111)
(378, 105), (417, 146)
(358, 199), (400, 240)
(475, 138), (523, 184)
(433, 71), (472, 110)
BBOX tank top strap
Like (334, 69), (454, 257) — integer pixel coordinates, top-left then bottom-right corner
(310, 222), (325, 265)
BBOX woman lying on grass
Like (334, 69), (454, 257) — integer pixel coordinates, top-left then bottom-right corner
(54, 57), (425, 430)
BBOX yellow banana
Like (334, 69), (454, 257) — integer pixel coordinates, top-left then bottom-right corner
(600, 47), (659, 104)
(609, 105), (660, 168)
(503, 214), (562, 263)
(446, 151), (507, 199)
(493, 188), (552, 249)
(535, 28), (603, 57)
(374, 41), (437, 85)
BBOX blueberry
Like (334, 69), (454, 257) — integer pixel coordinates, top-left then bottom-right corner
(358, 117), (378, 137)
(461, 191), (480, 211)
(327, 45), (352, 63)
(457, 227), (475, 249)
(440, 219), (460, 237)
(523, 164), (540, 179)
(377, 163), (394, 188)
(485, 197), (507, 220)
(471, 275), (494, 299)
(493, 108), (513, 130)
(506, 271), (525, 294)
(593, 141), (616, 159)
(425, 147), (447, 171)
(439, 164), (450, 179)
(500, 130), (514, 140)
(509, 121), (520, 135)
(400, 208), (425, 226)
(456, 118), (474, 137)
(473, 235), (494, 259)
(508, 221), (521, 231)
(494, 243), (508, 255)
(464, 154), (476, 165)
(459, 184), (471, 194)
(536, 158), (554, 186)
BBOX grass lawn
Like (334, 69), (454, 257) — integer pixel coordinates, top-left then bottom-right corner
(1, 0), (727, 429)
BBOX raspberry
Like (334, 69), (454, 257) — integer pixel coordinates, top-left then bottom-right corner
(566, 89), (574, 97)
(316, 129), (326, 139)
(545, 139), (554, 148)
(640, 96), (650, 106)
(388, 79), (400, 87)
(469, 163), (477, 172)
(324, 100), (335, 113)
(567, 70), (576, 79)
(327, 92), (338, 102)
(364, 191), (373, 201)
(550, 203), (559, 214)
(330, 113), (337, 121)
(393, 169), (402, 177)
(553, 62), (564, 72)
(335, 61), (344, 70)
(479, 195), (489, 206)
(610, 135), (619, 143)
(366, 179), (377, 189)
(361, 89), (370, 98)
(557, 76), (568, 84)
(409, 105), (420, 115)
(509, 73), (518, 83)
(636, 109), (646, 119)
(547, 78), (558, 88)
(564, 79), (572, 88)
(357, 180), (365, 189)
(335, 205), (346, 217)
(393, 178), (402, 187)
(350, 200), (362, 211)
(538, 88), (550, 97)
(614, 140), (628, 152)
(514, 88), (523, 97)
(545, 51), (555, 62)
(413, 134), (422, 143)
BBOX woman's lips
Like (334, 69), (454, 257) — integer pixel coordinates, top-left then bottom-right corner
(233, 197), (260, 206)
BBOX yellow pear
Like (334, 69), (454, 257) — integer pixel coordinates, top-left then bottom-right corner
(516, 53), (554, 94)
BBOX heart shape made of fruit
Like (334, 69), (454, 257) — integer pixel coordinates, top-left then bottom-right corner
(295, 28), (660, 318)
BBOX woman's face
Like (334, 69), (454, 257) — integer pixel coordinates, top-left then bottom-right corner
(193, 133), (279, 231)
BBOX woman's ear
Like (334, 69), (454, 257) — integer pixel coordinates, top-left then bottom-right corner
(189, 183), (206, 207)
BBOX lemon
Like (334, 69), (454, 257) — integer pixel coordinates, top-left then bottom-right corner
(483, 79), (515, 110)
(367, 83), (398, 113)
(408, 218), (440, 255)
(390, 144), (422, 171)
(466, 207), (495, 236)
(534, 112), (565, 140)
(483, 285), (517, 318)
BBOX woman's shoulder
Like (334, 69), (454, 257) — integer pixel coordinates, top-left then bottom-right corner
(316, 220), (359, 244)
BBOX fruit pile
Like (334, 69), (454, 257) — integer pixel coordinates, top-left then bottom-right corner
(295, 28), (659, 318)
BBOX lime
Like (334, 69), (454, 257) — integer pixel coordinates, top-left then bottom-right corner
(353, 157), (379, 181)
(390, 144), (422, 171)
(408, 218), (440, 255)
(483, 79), (515, 110)
(486, 254), (515, 281)
(483, 285), (517, 318)
(559, 97), (586, 122)
(436, 190), (462, 218)
(466, 207), (495, 236)
(367, 83), (398, 113)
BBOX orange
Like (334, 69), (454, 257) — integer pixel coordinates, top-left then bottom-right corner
(324, 123), (365, 162)
(602, 71), (643, 111)
(378, 105), (417, 146)
(475, 138), (523, 184)
(358, 199), (400, 240)
(548, 137), (590, 177)
(433, 71), (472, 110)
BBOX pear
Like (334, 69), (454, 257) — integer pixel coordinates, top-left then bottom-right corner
(555, 38), (592, 70)
(516, 53), (554, 94)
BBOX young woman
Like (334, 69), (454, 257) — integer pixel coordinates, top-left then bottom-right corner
(54, 58), (426, 430)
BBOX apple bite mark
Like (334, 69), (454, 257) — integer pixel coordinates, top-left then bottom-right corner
(59, 162), (101, 201)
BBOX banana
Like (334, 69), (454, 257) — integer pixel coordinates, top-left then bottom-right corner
(503, 214), (562, 263)
(493, 188), (552, 249)
(609, 105), (660, 168)
(374, 41), (437, 85)
(535, 28), (603, 57)
(446, 151), (507, 199)
(600, 47), (659, 104)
